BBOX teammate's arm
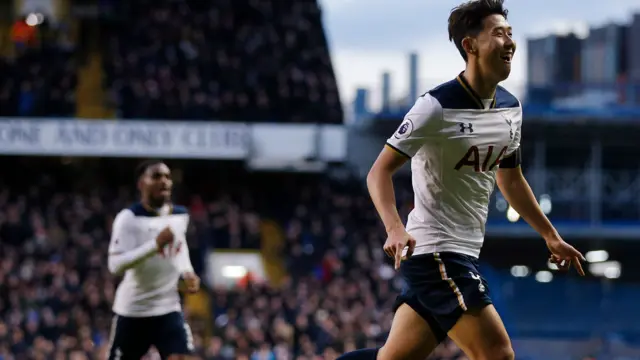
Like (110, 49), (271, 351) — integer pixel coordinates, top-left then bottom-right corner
(172, 217), (200, 293)
(108, 210), (173, 276)
(369, 94), (442, 269)
(175, 242), (200, 293)
(173, 238), (195, 274)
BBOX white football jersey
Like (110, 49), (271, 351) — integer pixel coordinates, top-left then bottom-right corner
(386, 73), (522, 258)
(109, 203), (192, 317)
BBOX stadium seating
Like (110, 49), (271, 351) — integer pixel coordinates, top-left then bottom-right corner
(0, 21), (77, 118)
(0, 162), (465, 359)
(102, 0), (343, 123)
(2, 159), (631, 359)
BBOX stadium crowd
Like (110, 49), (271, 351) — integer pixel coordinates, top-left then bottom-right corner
(0, 166), (468, 360)
(0, 19), (77, 118)
(102, 0), (343, 124)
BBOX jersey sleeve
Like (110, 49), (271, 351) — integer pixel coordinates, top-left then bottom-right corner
(386, 93), (443, 158)
(108, 209), (158, 275)
(109, 209), (137, 254)
(172, 216), (194, 274)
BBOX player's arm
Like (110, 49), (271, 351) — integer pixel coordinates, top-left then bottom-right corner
(176, 247), (199, 293)
(496, 127), (585, 274)
(368, 94), (442, 234)
(108, 210), (167, 276)
(173, 221), (195, 275)
(367, 146), (409, 233)
(496, 151), (558, 239)
(173, 239), (195, 274)
(173, 216), (200, 293)
(496, 162), (587, 269)
(495, 109), (557, 239)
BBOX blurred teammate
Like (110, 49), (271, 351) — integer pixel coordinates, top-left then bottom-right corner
(107, 160), (200, 360)
(339, 1), (585, 359)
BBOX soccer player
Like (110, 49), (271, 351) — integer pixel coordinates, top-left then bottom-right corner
(338, 1), (586, 360)
(107, 160), (200, 360)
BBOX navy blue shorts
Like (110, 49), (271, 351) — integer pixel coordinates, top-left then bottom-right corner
(107, 311), (194, 359)
(393, 252), (492, 343)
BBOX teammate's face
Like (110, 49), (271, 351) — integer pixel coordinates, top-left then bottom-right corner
(474, 14), (515, 82)
(140, 163), (173, 204)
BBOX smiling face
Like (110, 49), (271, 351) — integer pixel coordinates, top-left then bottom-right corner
(469, 14), (516, 83)
(138, 162), (173, 207)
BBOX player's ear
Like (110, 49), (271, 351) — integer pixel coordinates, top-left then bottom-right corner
(461, 37), (477, 56)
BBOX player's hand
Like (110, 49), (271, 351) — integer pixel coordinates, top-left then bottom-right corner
(182, 272), (200, 293)
(383, 227), (416, 270)
(155, 226), (174, 251)
(545, 237), (586, 276)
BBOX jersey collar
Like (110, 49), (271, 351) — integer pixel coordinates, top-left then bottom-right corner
(456, 71), (496, 110)
(141, 202), (174, 216)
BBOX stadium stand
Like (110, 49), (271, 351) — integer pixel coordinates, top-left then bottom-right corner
(0, 160), (467, 359)
(0, 16), (77, 118)
(101, 0), (343, 123)
(2, 158), (624, 359)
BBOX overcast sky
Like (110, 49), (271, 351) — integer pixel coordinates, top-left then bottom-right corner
(318, 0), (640, 107)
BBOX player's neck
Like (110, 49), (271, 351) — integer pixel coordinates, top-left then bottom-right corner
(141, 198), (166, 210)
(462, 67), (497, 99)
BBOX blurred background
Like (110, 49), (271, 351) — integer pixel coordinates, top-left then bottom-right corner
(0, 0), (639, 359)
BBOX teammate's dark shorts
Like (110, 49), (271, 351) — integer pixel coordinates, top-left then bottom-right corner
(393, 252), (492, 343)
(107, 311), (194, 359)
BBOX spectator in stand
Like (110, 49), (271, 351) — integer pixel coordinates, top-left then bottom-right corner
(0, 17), (77, 118)
(10, 16), (38, 53)
(103, 0), (343, 123)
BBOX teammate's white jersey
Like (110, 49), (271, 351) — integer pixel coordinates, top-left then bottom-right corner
(108, 202), (193, 317)
(387, 73), (522, 258)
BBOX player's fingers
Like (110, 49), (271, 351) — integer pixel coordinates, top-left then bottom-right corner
(387, 247), (395, 259)
(573, 257), (585, 276)
(572, 249), (587, 262)
(383, 245), (394, 258)
(394, 244), (403, 270)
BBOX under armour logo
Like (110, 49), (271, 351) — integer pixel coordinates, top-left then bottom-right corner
(469, 272), (485, 293)
(459, 123), (473, 133)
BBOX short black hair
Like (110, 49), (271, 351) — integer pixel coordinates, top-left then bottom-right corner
(135, 159), (165, 181)
(448, 0), (509, 61)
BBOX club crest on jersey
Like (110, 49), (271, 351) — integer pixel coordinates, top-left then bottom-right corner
(506, 119), (513, 139)
(501, 115), (514, 139)
(394, 119), (414, 139)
